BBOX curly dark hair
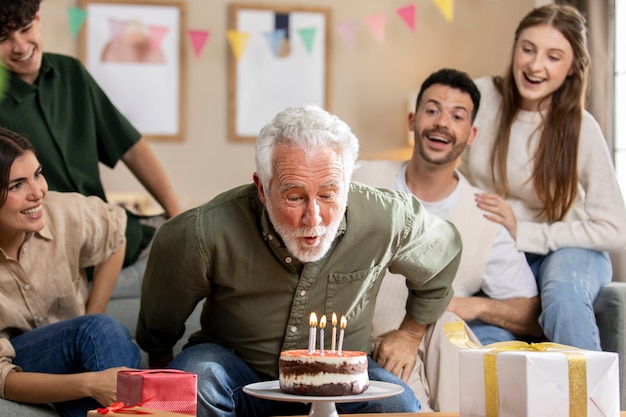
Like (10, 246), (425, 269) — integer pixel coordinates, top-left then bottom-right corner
(0, 0), (42, 39)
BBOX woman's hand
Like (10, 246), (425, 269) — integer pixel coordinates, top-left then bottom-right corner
(87, 366), (134, 407)
(475, 193), (518, 239)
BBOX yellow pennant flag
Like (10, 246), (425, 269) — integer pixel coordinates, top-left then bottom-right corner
(227, 30), (250, 61)
(432, 0), (454, 23)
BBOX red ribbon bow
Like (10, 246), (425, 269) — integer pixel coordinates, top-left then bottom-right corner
(96, 402), (152, 415)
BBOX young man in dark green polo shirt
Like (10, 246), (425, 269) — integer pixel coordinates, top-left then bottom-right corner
(0, 0), (183, 266)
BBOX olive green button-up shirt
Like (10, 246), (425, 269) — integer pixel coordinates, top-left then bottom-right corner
(0, 53), (151, 265)
(137, 182), (461, 378)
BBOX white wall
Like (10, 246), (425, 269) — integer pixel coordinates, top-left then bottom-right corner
(40, 0), (536, 211)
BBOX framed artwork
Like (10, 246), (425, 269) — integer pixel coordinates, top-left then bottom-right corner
(228, 4), (332, 142)
(79, 0), (186, 141)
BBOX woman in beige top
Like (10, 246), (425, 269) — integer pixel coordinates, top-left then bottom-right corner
(0, 127), (140, 417)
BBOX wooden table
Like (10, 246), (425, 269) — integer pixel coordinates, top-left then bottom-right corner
(318, 413), (626, 416)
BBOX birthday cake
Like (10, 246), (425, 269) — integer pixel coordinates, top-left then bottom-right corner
(278, 349), (369, 396)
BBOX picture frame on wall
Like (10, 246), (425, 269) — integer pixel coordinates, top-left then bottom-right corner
(79, 0), (186, 141)
(228, 4), (332, 142)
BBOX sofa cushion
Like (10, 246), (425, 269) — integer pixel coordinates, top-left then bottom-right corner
(594, 281), (626, 409)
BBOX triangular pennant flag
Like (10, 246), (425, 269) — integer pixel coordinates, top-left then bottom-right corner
(335, 20), (357, 50)
(67, 6), (87, 38)
(227, 30), (250, 61)
(187, 29), (210, 59)
(432, 0), (454, 23)
(263, 29), (286, 57)
(147, 24), (169, 50)
(298, 27), (317, 54)
(364, 13), (386, 44)
(397, 4), (416, 31)
(107, 18), (126, 41)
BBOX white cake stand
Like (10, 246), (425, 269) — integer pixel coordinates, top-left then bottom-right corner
(243, 380), (404, 417)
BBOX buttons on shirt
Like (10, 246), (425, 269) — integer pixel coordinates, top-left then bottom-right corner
(290, 326), (297, 333)
(285, 257), (292, 264)
(36, 317), (45, 323)
(267, 234), (274, 241)
(299, 290), (306, 297)
(24, 284), (30, 290)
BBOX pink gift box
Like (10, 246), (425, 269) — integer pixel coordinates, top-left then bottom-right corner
(117, 370), (197, 416)
(88, 405), (192, 416)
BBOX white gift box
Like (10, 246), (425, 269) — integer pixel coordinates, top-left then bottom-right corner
(459, 347), (620, 417)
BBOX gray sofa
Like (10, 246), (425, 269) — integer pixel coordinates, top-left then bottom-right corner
(1, 261), (625, 416)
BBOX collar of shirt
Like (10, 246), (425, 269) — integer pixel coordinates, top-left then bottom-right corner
(6, 53), (58, 103)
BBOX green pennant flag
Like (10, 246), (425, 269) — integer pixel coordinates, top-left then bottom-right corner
(298, 27), (317, 54)
(67, 7), (87, 38)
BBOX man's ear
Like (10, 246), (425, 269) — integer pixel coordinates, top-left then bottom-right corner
(467, 125), (478, 146)
(408, 112), (416, 132)
(253, 173), (267, 205)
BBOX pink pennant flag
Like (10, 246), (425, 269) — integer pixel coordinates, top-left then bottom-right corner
(188, 29), (210, 58)
(147, 24), (169, 50)
(335, 20), (357, 50)
(364, 13), (386, 44)
(397, 4), (416, 31)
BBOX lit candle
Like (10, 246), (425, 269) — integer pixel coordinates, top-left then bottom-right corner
(319, 315), (327, 356)
(331, 312), (337, 353)
(308, 312), (317, 355)
(337, 315), (347, 355)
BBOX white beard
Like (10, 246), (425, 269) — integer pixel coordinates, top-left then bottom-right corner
(266, 198), (346, 263)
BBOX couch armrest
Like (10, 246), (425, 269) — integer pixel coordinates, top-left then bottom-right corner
(594, 281), (626, 409)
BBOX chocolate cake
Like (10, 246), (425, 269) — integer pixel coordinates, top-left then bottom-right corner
(278, 349), (369, 396)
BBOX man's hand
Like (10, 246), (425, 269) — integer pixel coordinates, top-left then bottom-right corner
(372, 315), (425, 382)
(373, 329), (421, 382)
(446, 296), (486, 322)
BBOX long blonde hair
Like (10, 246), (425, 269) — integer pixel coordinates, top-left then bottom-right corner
(491, 4), (590, 222)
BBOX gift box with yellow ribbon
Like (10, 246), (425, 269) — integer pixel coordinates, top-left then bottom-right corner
(445, 321), (620, 417)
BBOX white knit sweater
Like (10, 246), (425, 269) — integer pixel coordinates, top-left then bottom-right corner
(459, 76), (626, 254)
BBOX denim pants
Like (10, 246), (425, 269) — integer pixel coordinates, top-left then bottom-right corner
(11, 314), (141, 417)
(526, 247), (611, 351)
(467, 319), (516, 346)
(169, 342), (421, 417)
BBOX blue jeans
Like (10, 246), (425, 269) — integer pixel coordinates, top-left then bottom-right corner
(11, 314), (141, 417)
(526, 248), (611, 351)
(467, 319), (515, 345)
(168, 343), (421, 417)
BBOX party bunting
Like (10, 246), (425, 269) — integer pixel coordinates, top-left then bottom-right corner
(335, 20), (357, 50)
(263, 29), (286, 57)
(364, 13), (386, 45)
(106, 18), (127, 41)
(397, 4), (416, 31)
(227, 30), (250, 61)
(147, 24), (169, 50)
(432, 0), (454, 23)
(298, 27), (317, 54)
(67, 6), (87, 38)
(188, 30), (210, 58)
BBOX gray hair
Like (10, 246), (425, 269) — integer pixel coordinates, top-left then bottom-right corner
(255, 104), (359, 189)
